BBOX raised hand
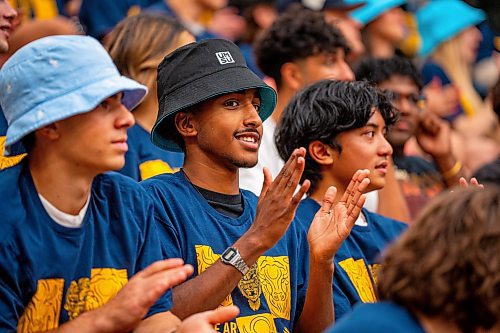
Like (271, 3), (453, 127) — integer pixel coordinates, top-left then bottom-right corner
(459, 177), (484, 189)
(178, 306), (240, 333)
(307, 170), (370, 264)
(416, 111), (452, 158)
(249, 147), (311, 251)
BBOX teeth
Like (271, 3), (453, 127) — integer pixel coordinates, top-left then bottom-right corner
(239, 136), (256, 143)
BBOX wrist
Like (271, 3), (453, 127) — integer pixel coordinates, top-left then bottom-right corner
(233, 232), (268, 265)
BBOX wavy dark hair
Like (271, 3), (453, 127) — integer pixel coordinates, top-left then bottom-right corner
(275, 80), (398, 194)
(254, 6), (348, 88)
(378, 186), (500, 333)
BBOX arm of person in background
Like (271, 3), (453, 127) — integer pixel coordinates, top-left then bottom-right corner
(415, 111), (464, 187)
(47, 259), (193, 333)
(296, 170), (370, 332)
(170, 148), (311, 319)
(377, 158), (411, 223)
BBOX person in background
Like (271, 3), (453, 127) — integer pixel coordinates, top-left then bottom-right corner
(275, 79), (407, 321)
(106, 13), (194, 181)
(275, 0), (366, 64)
(350, 0), (407, 59)
(417, 0), (499, 175)
(327, 186), (500, 333)
(355, 56), (464, 220)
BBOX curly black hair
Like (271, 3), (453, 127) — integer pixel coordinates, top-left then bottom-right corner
(354, 56), (423, 90)
(254, 7), (348, 88)
(378, 186), (500, 333)
(275, 80), (398, 194)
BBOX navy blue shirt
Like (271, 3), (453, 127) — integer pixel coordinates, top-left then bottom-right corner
(327, 302), (425, 333)
(142, 171), (309, 333)
(0, 161), (171, 331)
(296, 197), (407, 321)
(118, 123), (183, 181)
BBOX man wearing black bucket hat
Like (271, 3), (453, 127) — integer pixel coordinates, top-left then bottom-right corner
(141, 38), (368, 332)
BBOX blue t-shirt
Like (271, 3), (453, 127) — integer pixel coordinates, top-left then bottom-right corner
(0, 161), (171, 331)
(0, 108), (26, 170)
(326, 301), (425, 333)
(141, 171), (309, 333)
(296, 198), (407, 321)
(118, 124), (184, 181)
(79, 0), (157, 38)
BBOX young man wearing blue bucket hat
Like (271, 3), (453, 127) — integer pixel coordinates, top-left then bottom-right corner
(0, 35), (240, 332)
(142, 38), (367, 332)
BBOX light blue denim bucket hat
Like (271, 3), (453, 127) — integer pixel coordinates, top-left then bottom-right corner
(351, 0), (406, 26)
(416, 0), (485, 57)
(0, 35), (147, 156)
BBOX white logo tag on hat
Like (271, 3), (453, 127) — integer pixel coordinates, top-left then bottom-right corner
(216, 52), (235, 65)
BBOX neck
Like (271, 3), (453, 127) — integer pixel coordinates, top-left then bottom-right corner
(29, 148), (94, 215)
(309, 173), (346, 205)
(368, 32), (396, 58)
(182, 150), (240, 195)
(167, 0), (204, 24)
(272, 86), (296, 123)
(133, 93), (157, 133)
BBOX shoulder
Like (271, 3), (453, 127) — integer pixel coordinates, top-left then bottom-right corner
(328, 302), (425, 333)
(296, 197), (320, 227)
(364, 209), (408, 234)
(94, 171), (153, 207)
(140, 171), (185, 195)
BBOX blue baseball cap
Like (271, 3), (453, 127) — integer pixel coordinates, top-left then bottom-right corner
(0, 35), (147, 156)
(350, 0), (406, 26)
(277, 0), (364, 13)
(417, 0), (485, 57)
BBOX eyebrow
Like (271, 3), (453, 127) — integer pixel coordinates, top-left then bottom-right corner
(364, 122), (379, 129)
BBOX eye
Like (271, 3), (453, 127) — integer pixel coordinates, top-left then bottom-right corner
(253, 101), (261, 113)
(223, 99), (239, 108)
(364, 131), (375, 138)
(99, 100), (111, 111)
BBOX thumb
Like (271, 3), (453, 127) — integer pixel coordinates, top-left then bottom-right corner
(206, 306), (240, 325)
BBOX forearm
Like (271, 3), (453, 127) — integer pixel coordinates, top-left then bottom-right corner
(434, 154), (464, 188)
(295, 259), (334, 333)
(43, 310), (107, 333)
(172, 234), (267, 319)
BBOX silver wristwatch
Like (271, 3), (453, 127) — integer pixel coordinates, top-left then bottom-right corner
(220, 247), (250, 275)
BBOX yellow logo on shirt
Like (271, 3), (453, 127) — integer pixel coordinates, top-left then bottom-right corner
(17, 268), (127, 332)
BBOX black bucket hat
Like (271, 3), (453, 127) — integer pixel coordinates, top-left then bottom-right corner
(152, 38), (277, 152)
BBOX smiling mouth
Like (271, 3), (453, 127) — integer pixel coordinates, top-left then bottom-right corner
(234, 131), (260, 150)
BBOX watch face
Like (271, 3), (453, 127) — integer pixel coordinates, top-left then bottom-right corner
(222, 248), (237, 261)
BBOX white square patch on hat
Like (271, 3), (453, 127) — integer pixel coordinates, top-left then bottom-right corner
(216, 52), (235, 65)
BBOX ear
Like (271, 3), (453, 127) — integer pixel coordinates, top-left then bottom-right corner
(308, 140), (336, 166)
(280, 62), (303, 91)
(174, 111), (197, 139)
(37, 123), (60, 141)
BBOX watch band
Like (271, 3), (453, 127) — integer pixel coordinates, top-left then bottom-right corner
(220, 247), (250, 275)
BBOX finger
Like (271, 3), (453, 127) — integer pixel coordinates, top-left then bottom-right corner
(273, 148), (298, 188)
(345, 170), (369, 213)
(207, 306), (240, 325)
(341, 170), (361, 203)
(459, 177), (468, 188)
(346, 194), (367, 228)
(319, 186), (337, 214)
(290, 179), (311, 209)
(258, 167), (273, 204)
(281, 155), (306, 200)
(347, 177), (370, 217)
(135, 258), (185, 278)
(145, 265), (194, 302)
(470, 177), (479, 186)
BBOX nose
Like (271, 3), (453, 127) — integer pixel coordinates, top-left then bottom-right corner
(242, 102), (263, 128)
(395, 97), (413, 116)
(379, 135), (393, 157)
(115, 103), (135, 129)
(2, 1), (17, 20)
(338, 60), (355, 82)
